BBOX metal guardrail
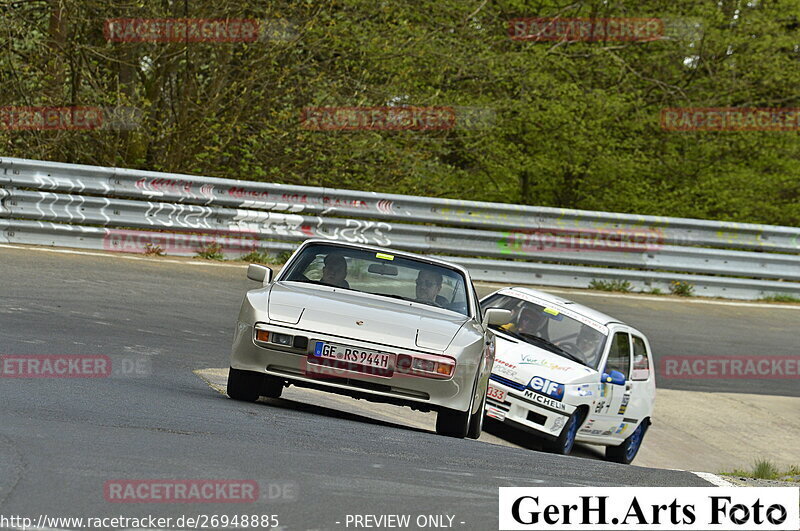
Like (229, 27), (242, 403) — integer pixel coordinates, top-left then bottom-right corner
(2, 157), (800, 300)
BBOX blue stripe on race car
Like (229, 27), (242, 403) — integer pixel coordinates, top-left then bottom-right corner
(489, 374), (526, 391)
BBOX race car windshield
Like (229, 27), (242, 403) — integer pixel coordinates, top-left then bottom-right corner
(482, 294), (607, 369)
(279, 243), (471, 316)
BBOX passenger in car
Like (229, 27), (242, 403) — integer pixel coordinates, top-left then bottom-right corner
(321, 254), (349, 288)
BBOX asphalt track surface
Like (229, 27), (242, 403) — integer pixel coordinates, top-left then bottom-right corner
(1, 246), (796, 530)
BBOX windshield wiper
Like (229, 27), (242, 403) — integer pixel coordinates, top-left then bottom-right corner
(518, 333), (587, 366)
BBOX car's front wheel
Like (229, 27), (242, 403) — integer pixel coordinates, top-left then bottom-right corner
(605, 421), (647, 464)
(543, 409), (583, 455)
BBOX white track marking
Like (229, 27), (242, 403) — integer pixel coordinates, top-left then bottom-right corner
(0, 243), (245, 268)
(692, 471), (740, 487)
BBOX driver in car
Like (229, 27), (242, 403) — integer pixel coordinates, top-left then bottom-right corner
(501, 306), (550, 340)
(415, 269), (447, 307)
(321, 254), (349, 288)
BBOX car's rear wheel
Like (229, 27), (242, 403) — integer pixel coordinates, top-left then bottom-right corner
(436, 380), (477, 438)
(605, 421), (647, 464)
(543, 409), (583, 455)
(227, 367), (284, 401)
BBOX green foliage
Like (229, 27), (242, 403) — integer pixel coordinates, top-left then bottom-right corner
(195, 242), (224, 260)
(143, 243), (165, 256)
(239, 249), (293, 265)
(760, 294), (800, 303)
(669, 280), (694, 297)
(1, 0), (800, 226)
(589, 279), (633, 293)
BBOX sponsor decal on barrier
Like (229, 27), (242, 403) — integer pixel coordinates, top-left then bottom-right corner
(660, 356), (800, 379)
(661, 108), (800, 131)
(498, 227), (664, 254)
(499, 487), (799, 530)
(508, 18), (665, 42)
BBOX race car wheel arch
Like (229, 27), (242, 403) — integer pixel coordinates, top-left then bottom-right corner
(436, 368), (480, 438)
(466, 390), (486, 439)
(605, 418), (649, 464)
(543, 405), (588, 456)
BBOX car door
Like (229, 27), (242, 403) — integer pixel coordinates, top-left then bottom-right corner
(626, 333), (656, 427)
(592, 328), (633, 437)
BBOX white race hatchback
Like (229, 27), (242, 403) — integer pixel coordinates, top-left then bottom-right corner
(481, 287), (656, 464)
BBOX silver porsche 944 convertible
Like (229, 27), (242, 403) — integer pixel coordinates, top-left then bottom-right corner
(227, 239), (511, 438)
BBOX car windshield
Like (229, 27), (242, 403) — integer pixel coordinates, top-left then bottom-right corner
(279, 243), (471, 316)
(482, 293), (607, 369)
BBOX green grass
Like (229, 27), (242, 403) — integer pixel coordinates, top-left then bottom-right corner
(645, 288), (663, 295)
(760, 294), (800, 303)
(239, 249), (292, 265)
(669, 280), (694, 297)
(723, 459), (799, 481)
(588, 279), (633, 293)
(195, 242), (224, 261)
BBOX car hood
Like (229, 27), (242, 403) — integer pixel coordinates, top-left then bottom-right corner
(267, 282), (468, 351)
(492, 333), (598, 386)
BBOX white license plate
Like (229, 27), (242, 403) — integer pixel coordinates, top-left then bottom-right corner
(313, 341), (391, 369)
(487, 385), (507, 402)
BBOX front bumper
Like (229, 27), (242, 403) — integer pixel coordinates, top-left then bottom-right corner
(485, 377), (576, 439)
(230, 320), (475, 412)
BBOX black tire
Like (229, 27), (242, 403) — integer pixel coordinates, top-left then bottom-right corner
(261, 374), (283, 399)
(605, 422), (647, 464)
(226, 367), (261, 402)
(435, 407), (470, 438)
(543, 409), (584, 455)
(436, 379), (476, 438)
(466, 391), (487, 440)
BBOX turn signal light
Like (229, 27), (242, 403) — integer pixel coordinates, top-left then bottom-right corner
(436, 363), (453, 376)
(255, 330), (270, 342)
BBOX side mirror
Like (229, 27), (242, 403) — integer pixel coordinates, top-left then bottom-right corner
(247, 264), (273, 286)
(601, 369), (626, 386)
(483, 308), (512, 328)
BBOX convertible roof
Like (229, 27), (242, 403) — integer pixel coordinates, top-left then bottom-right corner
(504, 287), (624, 327)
